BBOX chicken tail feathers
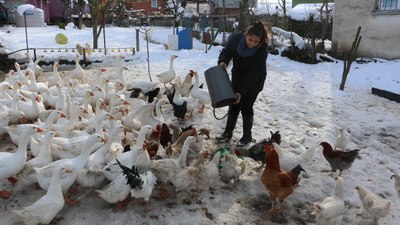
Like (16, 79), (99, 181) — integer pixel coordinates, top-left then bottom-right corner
(291, 164), (306, 176)
(345, 149), (360, 162)
(116, 159), (144, 189)
(269, 130), (281, 145)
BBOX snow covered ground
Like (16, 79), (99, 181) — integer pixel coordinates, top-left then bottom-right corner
(0, 24), (399, 225)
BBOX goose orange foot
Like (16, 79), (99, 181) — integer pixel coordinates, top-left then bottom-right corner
(7, 177), (18, 184)
(0, 190), (12, 199)
(115, 198), (132, 211)
(64, 194), (79, 206)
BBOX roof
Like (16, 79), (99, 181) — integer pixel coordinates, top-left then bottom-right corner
(287, 3), (334, 21)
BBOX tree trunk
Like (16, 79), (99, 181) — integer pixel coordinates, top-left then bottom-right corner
(339, 26), (362, 91)
(238, 0), (249, 31)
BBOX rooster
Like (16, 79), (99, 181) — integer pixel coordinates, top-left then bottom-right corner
(117, 144), (157, 210)
(312, 176), (345, 225)
(320, 142), (360, 176)
(177, 70), (194, 97)
(355, 185), (391, 224)
(261, 143), (302, 216)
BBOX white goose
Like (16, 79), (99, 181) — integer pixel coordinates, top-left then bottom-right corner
(0, 126), (43, 199)
(156, 55), (177, 88)
(6, 110), (58, 146)
(122, 101), (153, 131)
(34, 134), (106, 195)
(0, 83), (13, 100)
(14, 62), (29, 86)
(46, 62), (63, 87)
(77, 124), (124, 188)
(107, 65), (128, 83)
(25, 67), (47, 92)
(69, 54), (85, 82)
(94, 68), (107, 87)
(50, 105), (88, 139)
(191, 71), (211, 113)
(12, 166), (71, 225)
(38, 86), (59, 109)
(140, 98), (169, 128)
(17, 92), (45, 121)
(26, 53), (43, 77)
(26, 131), (56, 168)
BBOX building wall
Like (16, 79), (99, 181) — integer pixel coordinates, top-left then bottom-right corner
(128, 0), (167, 12)
(332, 0), (400, 60)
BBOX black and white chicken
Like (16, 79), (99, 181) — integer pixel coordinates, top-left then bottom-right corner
(236, 131), (281, 169)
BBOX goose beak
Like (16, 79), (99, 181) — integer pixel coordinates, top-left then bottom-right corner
(60, 113), (66, 118)
(123, 100), (129, 105)
(83, 108), (89, 114)
(101, 68), (107, 72)
(101, 138), (107, 143)
(37, 127), (44, 132)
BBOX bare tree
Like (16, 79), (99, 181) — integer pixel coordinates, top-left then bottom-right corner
(73, 0), (87, 29)
(139, 26), (153, 81)
(87, 0), (117, 49)
(238, 0), (250, 31)
(166, 0), (185, 35)
(319, 0), (331, 41)
(278, 0), (288, 28)
(58, 0), (73, 22)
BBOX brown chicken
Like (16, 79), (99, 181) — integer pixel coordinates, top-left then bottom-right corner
(261, 144), (302, 216)
(144, 124), (162, 159)
(320, 142), (360, 176)
(159, 123), (172, 149)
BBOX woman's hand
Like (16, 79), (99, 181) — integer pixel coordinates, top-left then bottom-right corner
(219, 62), (227, 68)
(234, 92), (241, 104)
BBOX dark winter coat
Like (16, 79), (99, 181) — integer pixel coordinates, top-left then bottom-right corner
(218, 32), (268, 96)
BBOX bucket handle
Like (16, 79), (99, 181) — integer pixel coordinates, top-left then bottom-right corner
(212, 107), (229, 120)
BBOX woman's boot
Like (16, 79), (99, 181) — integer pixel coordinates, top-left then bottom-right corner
(216, 113), (238, 141)
(236, 116), (253, 147)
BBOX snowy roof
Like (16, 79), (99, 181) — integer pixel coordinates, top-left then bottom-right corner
(287, 3), (334, 21)
(183, 3), (211, 18)
(252, 0), (293, 16)
(16, 4), (43, 16)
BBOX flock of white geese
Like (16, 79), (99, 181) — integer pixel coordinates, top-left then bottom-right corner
(0, 53), (246, 225)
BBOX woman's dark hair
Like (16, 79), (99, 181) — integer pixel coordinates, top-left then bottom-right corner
(246, 21), (268, 45)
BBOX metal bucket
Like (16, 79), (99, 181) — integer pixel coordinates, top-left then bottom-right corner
(204, 66), (236, 108)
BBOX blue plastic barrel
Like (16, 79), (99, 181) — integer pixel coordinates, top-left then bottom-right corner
(178, 28), (193, 50)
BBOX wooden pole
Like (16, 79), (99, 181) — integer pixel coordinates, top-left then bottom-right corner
(136, 29), (140, 52)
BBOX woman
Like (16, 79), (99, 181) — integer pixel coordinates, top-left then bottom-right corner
(216, 21), (270, 147)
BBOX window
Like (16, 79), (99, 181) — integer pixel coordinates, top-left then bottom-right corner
(151, 0), (158, 8)
(377, 0), (400, 11)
